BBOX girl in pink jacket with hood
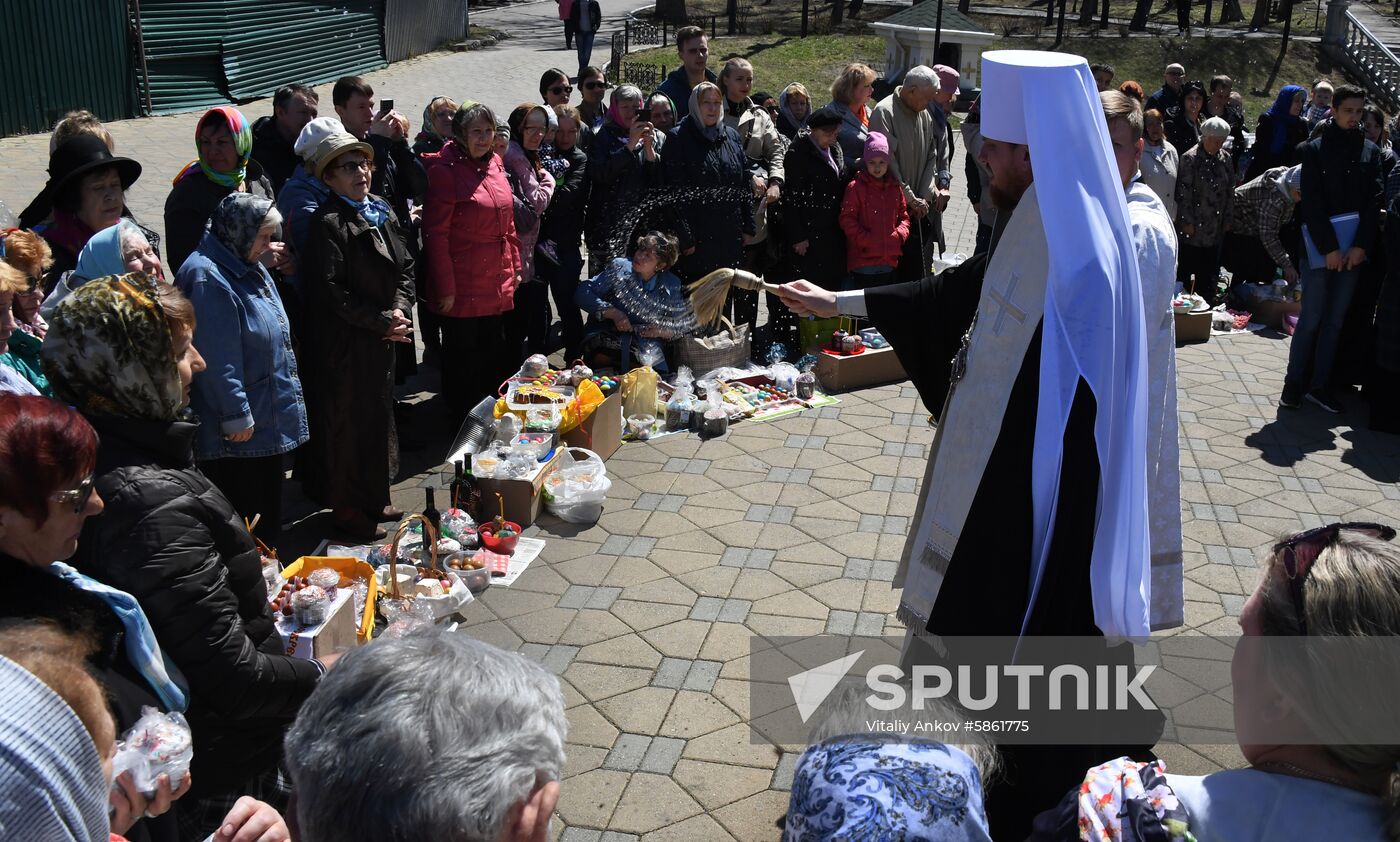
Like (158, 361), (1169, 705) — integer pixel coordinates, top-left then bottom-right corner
(839, 131), (909, 290)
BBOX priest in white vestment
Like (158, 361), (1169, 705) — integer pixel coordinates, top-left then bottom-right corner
(777, 52), (1170, 837)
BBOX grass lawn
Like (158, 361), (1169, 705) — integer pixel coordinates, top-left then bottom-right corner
(627, 26), (1326, 121)
(972, 0), (1328, 37)
(629, 34), (887, 100)
(993, 33), (1326, 118)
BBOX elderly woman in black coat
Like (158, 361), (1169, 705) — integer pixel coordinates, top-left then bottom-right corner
(300, 132), (416, 541)
(41, 274), (324, 838)
(662, 81), (757, 284)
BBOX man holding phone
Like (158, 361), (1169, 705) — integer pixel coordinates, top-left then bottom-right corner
(331, 76), (428, 239)
(1281, 84), (1384, 413)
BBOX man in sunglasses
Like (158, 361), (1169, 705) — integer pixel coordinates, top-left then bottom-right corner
(1145, 63), (1185, 116)
(656, 26), (718, 122)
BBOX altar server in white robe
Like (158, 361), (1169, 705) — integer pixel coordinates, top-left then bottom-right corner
(1102, 89), (1184, 633)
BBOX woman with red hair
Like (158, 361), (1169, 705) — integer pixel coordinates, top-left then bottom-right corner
(0, 393), (191, 836)
(1119, 80), (1146, 104)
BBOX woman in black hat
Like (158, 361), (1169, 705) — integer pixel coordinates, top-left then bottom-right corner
(18, 134), (143, 287)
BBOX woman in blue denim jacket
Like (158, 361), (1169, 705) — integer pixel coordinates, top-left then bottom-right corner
(175, 193), (307, 546)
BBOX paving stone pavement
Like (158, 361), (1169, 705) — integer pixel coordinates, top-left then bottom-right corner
(6, 8), (1400, 837)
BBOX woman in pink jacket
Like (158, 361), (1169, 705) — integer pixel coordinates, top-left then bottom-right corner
(422, 102), (523, 428)
(839, 131), (909, 290)
(503, 103), (557, 359)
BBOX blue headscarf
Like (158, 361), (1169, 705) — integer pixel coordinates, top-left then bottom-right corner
(73, 220), (136, 282)
(1264, 85), (1305, 155)
(784, 738), (993, 841)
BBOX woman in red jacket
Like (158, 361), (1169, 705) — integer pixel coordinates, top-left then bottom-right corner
(839, 131), (909, 290)
(422, 102), (523, 428)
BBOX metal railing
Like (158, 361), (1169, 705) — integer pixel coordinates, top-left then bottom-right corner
(1336, 8), (1400, 111)
(622, 14), (718, 53)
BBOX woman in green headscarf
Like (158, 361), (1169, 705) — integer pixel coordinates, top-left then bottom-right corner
(163, 106), (277, 274)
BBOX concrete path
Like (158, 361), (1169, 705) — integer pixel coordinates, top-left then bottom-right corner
(0, 0), (640, 240)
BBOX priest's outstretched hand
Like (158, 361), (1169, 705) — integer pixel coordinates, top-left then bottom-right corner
(776, 280), (838, 318)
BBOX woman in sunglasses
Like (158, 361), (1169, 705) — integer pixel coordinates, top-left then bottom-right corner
(1033, 522), (1400, 841)
(0, 393), (192, 836)
(577, 66), (609, 133)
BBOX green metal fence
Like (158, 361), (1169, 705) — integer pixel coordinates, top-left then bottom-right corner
(137, 0), (386, 115)
(0, 0), (137, 137)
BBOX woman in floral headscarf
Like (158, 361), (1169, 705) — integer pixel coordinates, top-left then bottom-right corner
(412, 96), (459, 159)
(42, 274), (326, 838)
(175, 193), (307, 547)
(164, 107), (276, 274)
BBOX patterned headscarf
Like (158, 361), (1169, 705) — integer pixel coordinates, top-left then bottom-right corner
(174, 106), (253, 189)
(419, 95), (458, 145)
(42, 273), (184, 421)
(209, 192), (276, 264)
(607, 85), (644, 131)
(784, 739), (993, 841)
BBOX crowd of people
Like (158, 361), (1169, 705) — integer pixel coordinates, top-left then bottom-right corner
(1097, 62), (1399, 426)
(0, 25), (978, 545)
(2, 25), (1400, 842)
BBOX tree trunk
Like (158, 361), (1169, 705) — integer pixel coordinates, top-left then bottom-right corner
(1054, 0), (1068, 45)
(1203, 0), (1212, 25)
(1080, 0), (1098, 25)
(801, 0), (810, 34)
(959, 0), (972, 13)
(1219, 0), (1243, 22)
(1047, 0), (1057, 26)
(1100, 0), (1110, 29)
(1263, 0), (1294, 91)
(1129, 0), (1153, 29)
(1249, 0), (1269, 28)
(831, 0), (843, 26)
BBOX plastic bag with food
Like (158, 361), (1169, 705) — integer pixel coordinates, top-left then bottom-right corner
(543, 447), (612, 524)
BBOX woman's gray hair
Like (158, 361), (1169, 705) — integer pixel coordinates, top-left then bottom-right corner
(611, 84), (644, 106)
(452, 102), (498, 147)
(259, 205), (283, 231)
(285, 630), (567, 842)
(116, 221), (149, 254)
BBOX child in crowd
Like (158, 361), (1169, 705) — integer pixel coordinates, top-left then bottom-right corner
(575, 231), (697, 372)
(839, 131), (909, 290)
(1304, 79), (1334, 127)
